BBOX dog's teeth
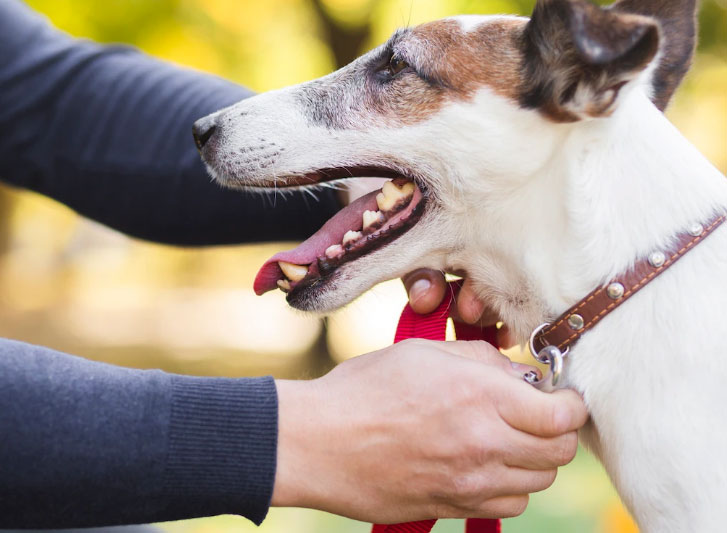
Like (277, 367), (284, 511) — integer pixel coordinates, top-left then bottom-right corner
(363, 210), (384, 230)
(384, 180), (416, 198)
(278, 261), (308, 282)
(375, 192), (392, 212)
(342, 230), (363, 246)
(376, 181), (415, 211)
(277, 279), (291, 292)
(399, 181), (416, 196)
(325, 244), (344, 258)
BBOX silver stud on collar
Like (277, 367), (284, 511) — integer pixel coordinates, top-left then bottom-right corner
(606, 282), (625, 300)
(648, 251), (666, 268)
(567, 314), (585, 330)
(688, 223), (704, 237)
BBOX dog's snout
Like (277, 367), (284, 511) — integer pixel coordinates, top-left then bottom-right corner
(192, 119), (217, 151)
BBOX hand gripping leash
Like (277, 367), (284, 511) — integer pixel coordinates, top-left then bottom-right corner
(371, 282), (501, 533)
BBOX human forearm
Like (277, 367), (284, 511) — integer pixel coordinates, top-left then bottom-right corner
(0, 0), (340, 246)
(0, 338), (277, 527)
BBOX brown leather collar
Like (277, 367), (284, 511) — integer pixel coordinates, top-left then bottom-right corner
(531, 212), (726, 356)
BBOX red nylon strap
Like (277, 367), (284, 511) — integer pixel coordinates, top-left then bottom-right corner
(373, 282), (501, 533)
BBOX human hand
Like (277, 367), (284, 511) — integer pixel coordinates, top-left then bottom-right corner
(272, 340), (588, 523)
(402, 269), (515, 347)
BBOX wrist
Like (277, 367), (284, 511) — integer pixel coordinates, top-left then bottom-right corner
(271, 378), (327, 509)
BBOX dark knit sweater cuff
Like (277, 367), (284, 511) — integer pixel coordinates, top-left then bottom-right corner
(162, 375), (278, 525)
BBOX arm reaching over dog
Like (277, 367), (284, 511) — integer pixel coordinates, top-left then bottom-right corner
(273, 340), (587, 523)
(0, 0), (340, 246)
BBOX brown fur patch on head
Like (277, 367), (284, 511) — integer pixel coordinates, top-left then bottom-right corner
(406, 17), (527, 101)
(296, 17), (528, 130)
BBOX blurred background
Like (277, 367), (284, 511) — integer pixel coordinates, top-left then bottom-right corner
(6, 0), (727, 531)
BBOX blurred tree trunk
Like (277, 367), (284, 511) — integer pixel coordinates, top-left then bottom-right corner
(0, 185), (15, 254)
(306, 2), (376, 370)
(310, 0), (373, 69)
(307, 318), (338, 377)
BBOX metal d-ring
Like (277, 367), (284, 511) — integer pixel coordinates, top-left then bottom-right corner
(523, 346), (564, 391)
(524, 323), (568, 392)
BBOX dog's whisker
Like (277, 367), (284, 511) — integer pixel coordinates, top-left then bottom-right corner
(302, 187), (320, 202)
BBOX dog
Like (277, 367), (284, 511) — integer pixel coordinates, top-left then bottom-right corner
(193, 0), (727, 530)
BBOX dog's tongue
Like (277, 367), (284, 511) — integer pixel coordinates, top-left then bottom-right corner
(254, 190), (380, 295)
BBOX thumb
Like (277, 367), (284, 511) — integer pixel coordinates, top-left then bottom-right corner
(402, 269), (447, 315)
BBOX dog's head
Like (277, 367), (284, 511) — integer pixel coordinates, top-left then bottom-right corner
(195, 0), (697, 317)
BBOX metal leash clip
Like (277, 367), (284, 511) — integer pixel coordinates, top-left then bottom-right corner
(524, 323), (569, 392)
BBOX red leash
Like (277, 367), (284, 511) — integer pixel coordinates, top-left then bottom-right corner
(372, 283), (501, 533)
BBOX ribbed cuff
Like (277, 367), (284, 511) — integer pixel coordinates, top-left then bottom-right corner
(162, 375), (278, 525)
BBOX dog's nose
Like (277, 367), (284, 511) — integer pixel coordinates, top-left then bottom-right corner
(192, 119), (217, 151)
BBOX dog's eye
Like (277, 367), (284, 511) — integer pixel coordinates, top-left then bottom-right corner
(388, 54), (409, 76)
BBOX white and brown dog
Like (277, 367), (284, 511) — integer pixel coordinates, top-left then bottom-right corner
(194, 0), (727, 530)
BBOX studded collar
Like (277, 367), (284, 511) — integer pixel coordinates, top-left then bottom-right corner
(530, 212), (726, 357)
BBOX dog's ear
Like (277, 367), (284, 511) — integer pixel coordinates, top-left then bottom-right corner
(610, 0), (697, 111)
(520, 0), (661, 122)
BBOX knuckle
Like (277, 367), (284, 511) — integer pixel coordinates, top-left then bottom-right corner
(450, 474), (481, 501)
(469, 431), (498, 462)
(500, 495), (529, 518)
(457, 378), (483, 402)
(397, 338), (426, 351)
(445, 471), (495, 511)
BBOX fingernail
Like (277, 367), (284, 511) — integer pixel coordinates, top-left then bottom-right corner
(511, 362), (538, 375)
(409, 278), (431, 304)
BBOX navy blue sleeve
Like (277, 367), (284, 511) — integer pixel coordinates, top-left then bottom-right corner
(0, 338), (278, 527)
(0, 0), (340, 246)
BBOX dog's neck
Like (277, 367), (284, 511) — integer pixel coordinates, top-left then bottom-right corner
(462, 89), (727, 340)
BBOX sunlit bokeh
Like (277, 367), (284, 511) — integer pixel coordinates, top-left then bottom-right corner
(6, 0), (727, 531)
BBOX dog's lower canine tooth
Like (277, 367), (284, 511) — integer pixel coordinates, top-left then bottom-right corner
(376, 181), (415, 211)
(278, 261), (308, 282)
(342, 230), (363, 246)
(277, 279), (291, 292)
(325, 244), (343, 258)
(363, 210), (384, 230)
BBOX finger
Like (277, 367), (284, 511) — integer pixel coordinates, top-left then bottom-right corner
(469, 495), (530, 519)
(450, 278), (501, 327)
(497, 386), (589, 438)
(503, 430), (579, 470)
(430, 340), (513, 369)
(402, 269), (447, 315)
(496, 467), (558, 496)
(426, 340), (539, 379)
(496, 324), (517, 349)
(450, 304), (500, 328)
(455, 278), (488, 324)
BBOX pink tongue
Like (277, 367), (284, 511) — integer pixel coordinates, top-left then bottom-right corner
(254, 190), (380, 295)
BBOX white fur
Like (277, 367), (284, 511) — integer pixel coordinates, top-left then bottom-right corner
(199, 16), (727, 531)
(450, 15), (524, 33)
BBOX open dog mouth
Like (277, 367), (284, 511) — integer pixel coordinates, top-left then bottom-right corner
(253, 169), (426, 300)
